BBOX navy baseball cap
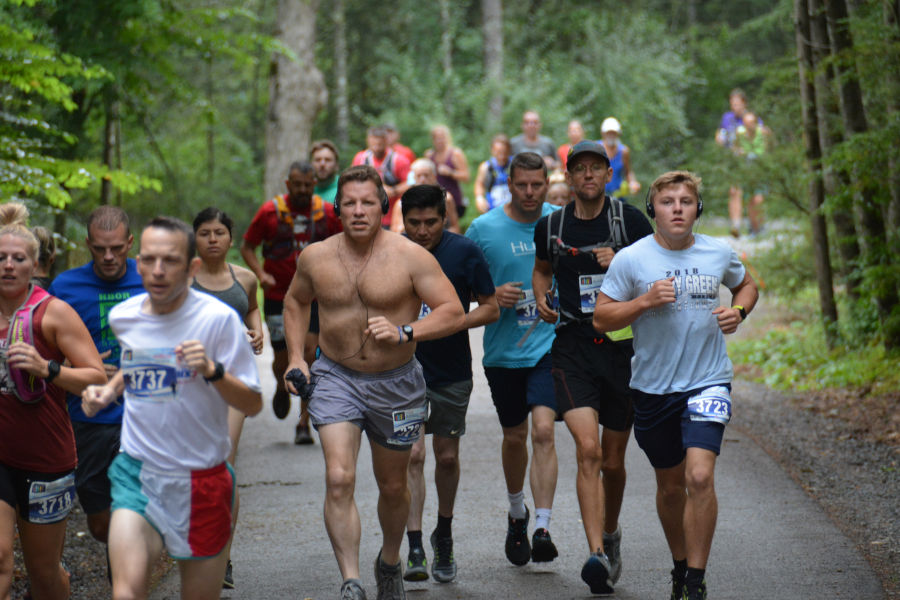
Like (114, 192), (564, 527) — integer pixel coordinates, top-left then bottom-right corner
(566, 140), (610, 170)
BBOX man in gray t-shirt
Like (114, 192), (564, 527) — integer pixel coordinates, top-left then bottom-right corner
(593, 170), (758, 600)
(510, 110), (558, 170)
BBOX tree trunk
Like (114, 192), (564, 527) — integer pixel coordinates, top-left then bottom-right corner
(825, 0), (899, 347)
(796, 0), (839, 345)
(481, 0), (503, 131)
(333, 0), (349, 150)
(440, 0), (454, 117)
(265, 0), (327, 200)
(884, 1), (900, 246)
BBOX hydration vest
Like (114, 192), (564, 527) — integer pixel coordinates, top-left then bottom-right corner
(6, 284), (52, 403)
(362, 149), (400, 186)
(262, 194), (326, 260)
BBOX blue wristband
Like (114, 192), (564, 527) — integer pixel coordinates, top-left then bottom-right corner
(397, 326), (403, 345)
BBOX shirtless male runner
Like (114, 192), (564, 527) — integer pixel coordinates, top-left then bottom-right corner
(282, 165), (465, 600)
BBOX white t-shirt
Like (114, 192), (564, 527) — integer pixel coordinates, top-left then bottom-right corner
(600, 234), (745, 395)
(110, 289), (261, 470)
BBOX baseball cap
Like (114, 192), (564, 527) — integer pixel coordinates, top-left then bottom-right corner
(567, 140), (610, 170)
(601, 117), (622, 133)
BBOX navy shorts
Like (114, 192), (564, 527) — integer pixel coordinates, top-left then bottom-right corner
(631, 385), (729, 470)
(484, 354), (557, 428)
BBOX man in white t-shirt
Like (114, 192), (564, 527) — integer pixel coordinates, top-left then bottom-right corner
(82, 216), (262, 600)
(593, 171), (758, 600)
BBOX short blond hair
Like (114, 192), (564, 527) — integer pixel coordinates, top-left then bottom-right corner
(647, 170), (702, 207)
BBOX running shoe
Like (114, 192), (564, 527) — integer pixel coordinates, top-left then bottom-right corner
(294, 421), (315, 445)
(402, 545), (428, 582)
(222, 559), (234, 589)
(530, 528), (558, 562)
(341, 578), (368, 600)
(603, 526), (622, 584)
(670, 568), (686, 600)
(272, 388), (290, 419)
(683, 579), (707, 600)
(505, 506), (531, 566)
(430, 529), (457, 583)
(374, 550), (406, 600)
(580, 551), (614, 595)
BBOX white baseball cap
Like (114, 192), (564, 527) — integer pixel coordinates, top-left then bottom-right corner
(601, 117), (622, 134)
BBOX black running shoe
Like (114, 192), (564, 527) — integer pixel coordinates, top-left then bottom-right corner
(683, 579), (707, 600)
(530, 528), (558, 562)
(272, 388), (290, 419)
(294, 421), (315, 445)
(402, 545), (428, 582)
(430, 530), (457, 583)
(670, 568), (686, 600)
(505, 506), (531, 566)
(222, 559), (234, 589)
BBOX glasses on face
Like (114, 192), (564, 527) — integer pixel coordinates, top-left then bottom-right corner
(570, 163), (607, 176)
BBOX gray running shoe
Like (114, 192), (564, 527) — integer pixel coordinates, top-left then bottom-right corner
(341, 578), (367, 600)
(374, 550), (406, 600)
(580, 551), (614, 595)
(402, 545), (428, 582)
(602, 526), (622, 584)
(430, 530), (457, 583)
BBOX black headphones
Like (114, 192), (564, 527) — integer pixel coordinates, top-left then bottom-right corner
(645, 188), (703, 219)
(334, 179), (391, 215)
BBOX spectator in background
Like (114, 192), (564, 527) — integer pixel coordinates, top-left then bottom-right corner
(600, 117), (641, 199)
(311, 139), (340, 205)
(511, 110), (559, 170)
(425, 125), (470, 220)
(474, 134), (512, 214)
(557, 120), (586, 169)
(352, 127), (411, 228)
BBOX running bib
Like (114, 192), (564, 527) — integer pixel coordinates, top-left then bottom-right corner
(122, 348), (178, 402)
(686, 386), (732, 425)
(515, 289), (538, 327)
(389, 406), (426, 446)
(28, 473), (75, 524)
(579, 274), (604, 314)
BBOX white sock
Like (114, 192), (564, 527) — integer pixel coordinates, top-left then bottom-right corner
(507, 491), (526, 519)
(535, 508), (552, 531)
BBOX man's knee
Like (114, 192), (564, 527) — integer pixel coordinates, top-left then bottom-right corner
(574, 433), (603, 467)
(408, 441), (426, 469)
(325, 464), (356, 500)
(434, 448), (459, 473)
(685, 463), (715, 496)
(502, 423), (528, 447)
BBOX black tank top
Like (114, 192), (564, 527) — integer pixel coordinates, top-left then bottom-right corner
(191, 265), (249, 319)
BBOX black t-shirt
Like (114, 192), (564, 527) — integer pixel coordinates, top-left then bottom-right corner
(534, 199), (653, 335)
(412, 231), (496, 387)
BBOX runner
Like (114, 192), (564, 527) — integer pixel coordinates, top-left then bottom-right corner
(473, 134), (512, 214)
(388, 158), (460, 234)
(282, 165), (465, 600)
(48, 206), (146, 580)
(351, 127), (412, 228)
(465, 152), (560, 568)
(241, 160), (341, 445)
(81, 216), (262, 600)
(30, 225), (56, 289)
(424, 124), (470, 219)
(593, 171), (759, 600)
(0, 203), (106, 600)
(510, 110), (558, 170)
(533, 141), (653, 595)
(311, 139), (340, 205)
(599, 117), (641, 199)
(399, 185), (499, 584)
(192, 206), (264, 589)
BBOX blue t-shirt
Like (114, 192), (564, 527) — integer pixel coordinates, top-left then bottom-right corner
(600, 234), (746, 395)
(604, 142), (628, 195)
(49, 259), (145, 424)
(466, 204), (556, 368)
(412, 232), (495, 387)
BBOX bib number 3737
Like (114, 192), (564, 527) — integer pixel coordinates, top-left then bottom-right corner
(686, 385), (732, 425)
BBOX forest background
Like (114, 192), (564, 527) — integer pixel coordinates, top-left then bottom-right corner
(2, 0), (899, 399)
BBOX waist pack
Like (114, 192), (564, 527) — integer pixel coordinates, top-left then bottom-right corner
(6, 284), (52, 403)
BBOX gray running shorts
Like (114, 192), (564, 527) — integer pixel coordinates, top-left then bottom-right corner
(309, 354), (426, 450)
(424, 379), (473, 438)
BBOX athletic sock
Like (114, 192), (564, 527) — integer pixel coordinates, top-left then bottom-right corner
(534, 507), (552, 531)
(435, 514), (453, 538)
(407, 530), (423, 550)
(686, 566), (706, 588)
(507, 490), (526, 520)
(672, 557), (687, 580)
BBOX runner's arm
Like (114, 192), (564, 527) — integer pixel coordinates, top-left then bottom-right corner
(81, 370), (124, 418)
(593, 277), (676, 333)
(236, 266), (264, 354)
(449, 148), (470, 183)
(532, 256), (558, 324)
(465, 291), (499, 330)
(282, 251), (315, 386)
(240, 239), (275, 291)
(177, 340), (262, 416)
(714, 271), (759, 334)
(406, 247), (466, 342)
(473, 162), (489, 212)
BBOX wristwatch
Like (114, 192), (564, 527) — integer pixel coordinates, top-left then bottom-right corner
(401, 325), (414, 343)
(45, 359), (61, 383)
(733, 305), (747, 321)
(204, 361), (225, 383)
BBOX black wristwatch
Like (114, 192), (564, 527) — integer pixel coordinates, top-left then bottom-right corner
(45, 359), (61, 383)
(204, 361), (225, 383)
(733, 305), (748, 321)
(401, 325), (414, 343)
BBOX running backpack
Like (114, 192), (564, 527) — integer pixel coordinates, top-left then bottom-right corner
(363, 149), (400, 186)
(6, 284), (52, 403)
(262, 194), (326, 260)
(546, 197), (630, 274)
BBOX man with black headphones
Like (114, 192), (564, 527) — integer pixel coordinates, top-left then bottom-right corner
(532, 140), (653, 595)
(593, 170), (758, 600)
(281, 165), (466, 600)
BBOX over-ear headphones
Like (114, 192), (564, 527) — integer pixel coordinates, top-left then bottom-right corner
(335, 178), (391, 215)
(644, 189), (703, 219)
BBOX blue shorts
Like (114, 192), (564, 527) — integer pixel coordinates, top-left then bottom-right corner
(631, 385), (730, 470)
(484, 354), (557, 428)
(110, 453), (234, 560)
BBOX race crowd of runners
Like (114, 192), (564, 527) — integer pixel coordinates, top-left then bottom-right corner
(1, 100), (762, 600)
